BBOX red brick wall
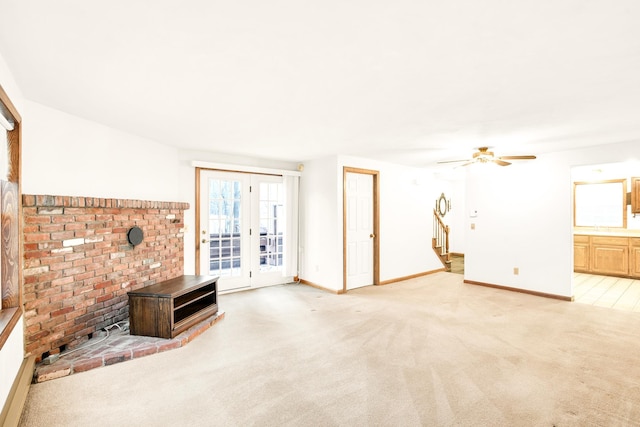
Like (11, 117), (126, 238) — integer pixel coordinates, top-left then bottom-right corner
(22, 195), (190, 361)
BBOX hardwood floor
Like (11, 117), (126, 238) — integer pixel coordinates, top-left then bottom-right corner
(574, 272), (640, 312)
(446, 259), (637, 312)
(449, 254), (464, 275)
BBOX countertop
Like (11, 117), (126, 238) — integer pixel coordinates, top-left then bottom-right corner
(574, 229), (640, 237)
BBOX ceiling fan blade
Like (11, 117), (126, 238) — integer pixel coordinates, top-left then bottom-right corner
(498, 155), (536, 160)
(437, 159), (471, 164)
(493, 159), (511, 166)
(460, 161), (475, 167)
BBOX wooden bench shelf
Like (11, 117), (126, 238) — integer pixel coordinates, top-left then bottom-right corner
(128, 275), (219, 339)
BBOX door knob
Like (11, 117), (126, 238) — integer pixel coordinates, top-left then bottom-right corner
(370, 233), (375, 238)
(202, 238), (209, 244)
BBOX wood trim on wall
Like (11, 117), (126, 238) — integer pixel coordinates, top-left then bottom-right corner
(0, 84), (21, 311)
(299, 278), (345, 295)
(195, 167), (202, 274)
(191, 161), (301, 177)
(2, 182), (19, 309)
(573, 179), (628, 229)
(0, 83), (21, 183)
(0, 308), (20, 349)
(378, 268), (446, 286)
(464, 279), (574, 302)
(0, 355), (35, 427)
(0, 83), (26, 422)
(301, 269), (444, 292)
(0, 83), (23, 354)
(342, 167), (380, 293)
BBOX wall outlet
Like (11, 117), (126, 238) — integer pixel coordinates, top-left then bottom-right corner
(470, 223), (476, 230)
(513, 267), (519, 275)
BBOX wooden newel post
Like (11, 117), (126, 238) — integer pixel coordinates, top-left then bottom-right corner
(445, 225), (450, 260)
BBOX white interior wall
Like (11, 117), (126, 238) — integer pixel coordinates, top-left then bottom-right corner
(298, 155), (341, 290)
(465, 141), (640, 298)
(0, 53), (22, 112)
(0, 316), (24, 406)
(379, 162), (443, 281)
(22, 101), (182, 201)
(449, 176), (467, 254)
(465, 155), (572, 296)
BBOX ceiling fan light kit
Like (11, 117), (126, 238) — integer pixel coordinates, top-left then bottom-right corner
(438, 147), (537, 167)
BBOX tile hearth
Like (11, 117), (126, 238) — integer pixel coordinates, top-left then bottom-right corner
(33, 312), (224, 383)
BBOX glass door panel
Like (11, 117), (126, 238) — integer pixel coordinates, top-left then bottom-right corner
(251, 176), (287, 287)
(258, 181), (284, 273)
(199, 171), (250, 292)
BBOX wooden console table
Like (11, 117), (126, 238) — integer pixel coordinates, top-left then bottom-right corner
(128, 275), (219, 338)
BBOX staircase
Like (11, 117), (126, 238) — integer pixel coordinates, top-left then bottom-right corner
(432, 208), (451, 271)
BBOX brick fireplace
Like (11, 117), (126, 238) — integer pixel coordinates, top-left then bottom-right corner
(22, 194), (189, 361)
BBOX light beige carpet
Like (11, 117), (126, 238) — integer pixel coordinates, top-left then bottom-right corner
(18, 272), (640, 426)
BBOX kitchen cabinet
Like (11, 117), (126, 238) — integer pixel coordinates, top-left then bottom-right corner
(574, 234), (640, 278)
(632, 177), (640, 214)
(590, 236), (629, 276)
(573, 235), (590, 273)
(630, 238), (640, 278)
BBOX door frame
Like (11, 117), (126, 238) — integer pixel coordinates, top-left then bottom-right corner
(195, 167), (204, 274)
(342, 167), (380, 293)
(195, 167), (283, 276)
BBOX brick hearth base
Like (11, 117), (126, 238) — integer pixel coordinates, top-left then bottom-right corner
(33, 312), (225, 383)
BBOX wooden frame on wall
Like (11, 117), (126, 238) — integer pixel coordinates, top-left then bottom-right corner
(0, 82), (23, 348)
(573, 179), (627, 229)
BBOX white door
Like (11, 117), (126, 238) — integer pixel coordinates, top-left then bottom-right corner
(346, 172), (374, 290)
(199, 171), (251, 292)
(199, 170), (290, 292)
(251, 175), (287, 287)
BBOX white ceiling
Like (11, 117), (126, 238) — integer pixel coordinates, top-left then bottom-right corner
(1, 0), (639, 167)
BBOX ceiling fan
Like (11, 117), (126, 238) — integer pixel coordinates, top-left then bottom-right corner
(438, 146), (536, 167)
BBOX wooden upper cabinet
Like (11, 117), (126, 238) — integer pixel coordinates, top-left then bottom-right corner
(632, 177), (640, 214)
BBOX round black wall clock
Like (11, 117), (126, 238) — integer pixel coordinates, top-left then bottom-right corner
(127, 226), (144, 246)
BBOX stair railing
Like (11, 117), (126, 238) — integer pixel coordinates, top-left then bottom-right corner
(432, 208), (450, 259)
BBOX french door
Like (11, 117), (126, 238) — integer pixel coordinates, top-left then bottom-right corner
(198, 170), (288, 292)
